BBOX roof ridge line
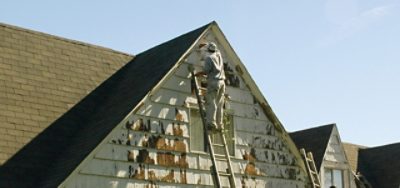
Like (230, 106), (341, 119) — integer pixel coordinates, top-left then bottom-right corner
(54, 22), (212, 187)
(0, 22), (134, 57)
(290, 123), (336, 133)
(362, 142), (400, 150)
(342, 142), (368, 148)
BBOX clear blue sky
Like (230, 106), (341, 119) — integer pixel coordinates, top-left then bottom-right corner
(1, 1), (399, 147)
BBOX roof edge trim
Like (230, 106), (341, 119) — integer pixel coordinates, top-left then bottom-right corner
(58, 22), (212, 188)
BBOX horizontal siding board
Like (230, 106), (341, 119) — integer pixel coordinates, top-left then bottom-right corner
(235, 131), (279, 148)
(95, 143), (302, 179)
(229, 101), (268, 121)
(68, 173), (214, 188)
(136, 101), (189, 123)
(80, 158), (214, 186)
(162, 75), (191, 94)
(67, 30), (308, 187)
(79, 158), (304, 187)
(120, 118), (190, 138)
(226, 86), (254, 105)
(150, 88), (191, 106)
(234, 116), (275, 135)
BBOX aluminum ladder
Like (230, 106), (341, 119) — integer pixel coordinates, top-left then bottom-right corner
(190, 71), (236, 188)
(300, 148), (321, 188)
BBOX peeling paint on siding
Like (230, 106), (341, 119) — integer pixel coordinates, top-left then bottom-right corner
(64, 32), (308, 188)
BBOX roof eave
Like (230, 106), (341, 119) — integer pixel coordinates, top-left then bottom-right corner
(58, 22), (213, 188)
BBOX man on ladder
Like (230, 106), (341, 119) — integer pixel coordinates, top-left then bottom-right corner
(195, 42), (226, 132)
(193, 42), (236, 187)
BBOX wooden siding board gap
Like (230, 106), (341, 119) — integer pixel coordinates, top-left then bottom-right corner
(120, 128), (190, 140)
(134, 114), (189, 124)
(85, 157), (302, 183)
(77, 172), (215, 188)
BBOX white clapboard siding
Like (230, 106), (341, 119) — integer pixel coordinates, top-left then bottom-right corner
(95, 144), (198, 169)
(226, 86), (254, 104)
(66, 30), (308, 188)
(230, 101), (268, 121)
(151, 88), (190, 106)
(81, 158), (215, 186)
(184, 51), (204, 67)
(80, 158), (124, 178)
(66, 174), (135, 188)
(174, 62), (204, 78)
(162, 75), (191, 94)
(234, 116), (275, 135)
(325, 134), (347, 163)
(124, 114), (190, 137)
(235, 131), (279, 148)
(136, 102), (189, 123)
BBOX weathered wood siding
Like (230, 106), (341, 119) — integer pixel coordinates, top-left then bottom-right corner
(320, 127), (356, 188)
(63, 32), (307, 188)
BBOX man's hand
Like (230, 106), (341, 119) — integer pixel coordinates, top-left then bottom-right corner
(195, 71), (206, 77)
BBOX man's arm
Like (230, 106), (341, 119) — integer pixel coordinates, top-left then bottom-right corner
(196, 55), (213, 77)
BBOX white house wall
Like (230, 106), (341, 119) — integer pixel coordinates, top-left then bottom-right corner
(63, 31), (308, 188)
(320, 127), (356, 188)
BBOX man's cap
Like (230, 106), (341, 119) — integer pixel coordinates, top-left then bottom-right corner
(208, 42), (217, 52)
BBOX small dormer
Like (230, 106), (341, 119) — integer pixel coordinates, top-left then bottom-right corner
(290, 124), (357, 188)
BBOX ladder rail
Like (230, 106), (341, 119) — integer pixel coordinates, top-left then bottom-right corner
(190, 71), (237, 188)
(220, 132), (237, 187)
(300, 148), (321, 188)
(353, 171), (372, 188)
(308, 152), (319, 175)
(190, 71), (222, 188)
(301, 149), (316, 185)
(308, 152), (321, 187)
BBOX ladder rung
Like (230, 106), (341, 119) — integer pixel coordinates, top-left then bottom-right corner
(212, 143), (225, 147)
(214, 154), (225, 157)
(310, 171), (318, 175)
(218, 172), (232, 176)
(300, 149), (321, 188)
(214, 154), (233, 159)
(190, 72), (236, 188)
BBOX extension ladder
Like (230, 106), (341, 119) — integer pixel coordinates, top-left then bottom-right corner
(353, 171), (372, 188)
(300, 148), (321, 188)
(190, 70), (236, 188)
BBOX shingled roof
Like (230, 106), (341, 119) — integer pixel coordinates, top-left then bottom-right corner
(0, 22), (211, 187)
(358, 143), (400, 188)
(289, 124), (335, 171)
(0, 23), (133, 164)
(343, 142), (367, 173)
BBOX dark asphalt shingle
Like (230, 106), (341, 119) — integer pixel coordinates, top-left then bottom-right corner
(289, 124), (335, 172)
(0, 22), (133, 165)
(358, 143), (400, 188)
(0, 22), (211, 188)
